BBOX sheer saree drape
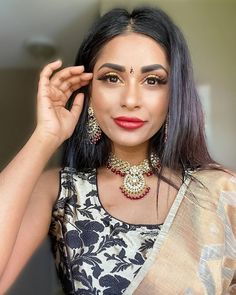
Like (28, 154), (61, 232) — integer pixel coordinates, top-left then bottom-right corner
(124, 170), (236, 295)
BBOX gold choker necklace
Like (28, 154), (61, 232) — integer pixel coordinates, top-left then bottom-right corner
(107, 153), (161, 200)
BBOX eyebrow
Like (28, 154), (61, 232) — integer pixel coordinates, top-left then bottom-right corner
(97, 63), (168, 75)
(141, 64), (168, 75)
(98, 63), (125, 72)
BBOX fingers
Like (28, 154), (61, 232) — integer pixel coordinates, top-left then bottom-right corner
(39, 60), (62, 88)
(59, 72), (93, 92)
(70, 92), (85, 122)
(38, 61), (93, 107)
(39, 60), (93, 89)
(62, 73), (93, 97)
(50, 65), (86, 86)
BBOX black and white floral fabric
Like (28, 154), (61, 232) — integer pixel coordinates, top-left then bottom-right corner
(49, 167), (162, 294)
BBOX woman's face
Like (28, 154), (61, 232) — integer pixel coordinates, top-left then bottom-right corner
(91, 32), (169, 149)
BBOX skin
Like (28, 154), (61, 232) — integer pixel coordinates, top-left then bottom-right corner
(88, 33), (177, 225)
(0, 33), (178, 292)
(0, 62), (94, 289)
(91, 32), (170, 163)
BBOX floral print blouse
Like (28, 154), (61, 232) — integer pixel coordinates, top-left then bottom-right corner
(49, 167), (162, 294)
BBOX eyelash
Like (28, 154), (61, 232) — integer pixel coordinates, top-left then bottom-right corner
(97, 73), (167, 86)
(97, 72), (121, 84)
(144, 75), (167, 86)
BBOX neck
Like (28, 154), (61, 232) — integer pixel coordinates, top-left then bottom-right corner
(111, 143), (149, 165)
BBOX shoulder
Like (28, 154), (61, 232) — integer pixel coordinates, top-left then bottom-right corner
(189, 167), (236, 206)
(192, 167), (236, 189)
(60, 167), (96, 183)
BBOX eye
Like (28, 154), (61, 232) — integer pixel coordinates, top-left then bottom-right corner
(144, 75), (167, 86)
(97, 72), (122, 84)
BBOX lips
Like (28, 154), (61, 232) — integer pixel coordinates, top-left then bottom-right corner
(114, 116), (145, 130)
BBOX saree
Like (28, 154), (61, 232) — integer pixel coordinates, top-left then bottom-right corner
(124, 169), (236, 295)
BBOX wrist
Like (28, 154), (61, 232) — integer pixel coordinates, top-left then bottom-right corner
(32, 127), (62, 151)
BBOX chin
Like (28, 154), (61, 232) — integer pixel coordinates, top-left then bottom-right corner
(103, 127), (157, 148)
(109, 135), (150, 148)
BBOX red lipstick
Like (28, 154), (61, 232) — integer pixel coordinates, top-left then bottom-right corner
(114, 116), (145, 130)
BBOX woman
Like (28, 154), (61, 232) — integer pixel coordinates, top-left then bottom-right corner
(0, 7), (235, 294)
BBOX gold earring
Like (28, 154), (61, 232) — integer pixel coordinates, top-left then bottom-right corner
(87, 106), (102, 144)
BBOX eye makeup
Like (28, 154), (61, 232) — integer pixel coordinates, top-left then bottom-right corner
(143, 74), (168, 86)
(97, 72), (122, 83)
(97, 72), (168, 86)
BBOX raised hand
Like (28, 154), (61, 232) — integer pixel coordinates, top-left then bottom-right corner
(35, 60), (93, 146)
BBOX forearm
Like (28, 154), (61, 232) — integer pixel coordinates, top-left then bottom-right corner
(0, 129), (59, 277)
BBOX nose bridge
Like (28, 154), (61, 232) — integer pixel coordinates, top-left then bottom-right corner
(121, 79), (141, 109)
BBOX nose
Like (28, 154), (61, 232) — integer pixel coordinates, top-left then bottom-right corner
(120, 81), (141, 110)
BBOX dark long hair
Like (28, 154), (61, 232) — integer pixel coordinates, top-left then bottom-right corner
(62, 7), (216, 173)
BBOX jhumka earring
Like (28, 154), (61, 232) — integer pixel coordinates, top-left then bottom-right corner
(87, 106), (102, 144)
(164, 118), (168, 143)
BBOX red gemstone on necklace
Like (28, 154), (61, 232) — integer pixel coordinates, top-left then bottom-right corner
(146, 172), (153, 176)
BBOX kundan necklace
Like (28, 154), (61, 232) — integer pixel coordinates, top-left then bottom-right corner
(107, 153), (161, 200)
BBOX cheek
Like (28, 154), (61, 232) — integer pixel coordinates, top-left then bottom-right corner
(90, 80), (113, 124)
(144, 90), (169, 118)
(90, 80), (124, 115)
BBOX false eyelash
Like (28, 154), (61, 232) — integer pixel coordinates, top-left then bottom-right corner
(97, 73), (121, 82)
(97, 73), (168, 85)
(144, 75), (168, 85)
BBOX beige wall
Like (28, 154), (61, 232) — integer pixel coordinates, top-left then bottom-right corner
(0, 69), (37, 169)
(0, 69), (61, 170)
